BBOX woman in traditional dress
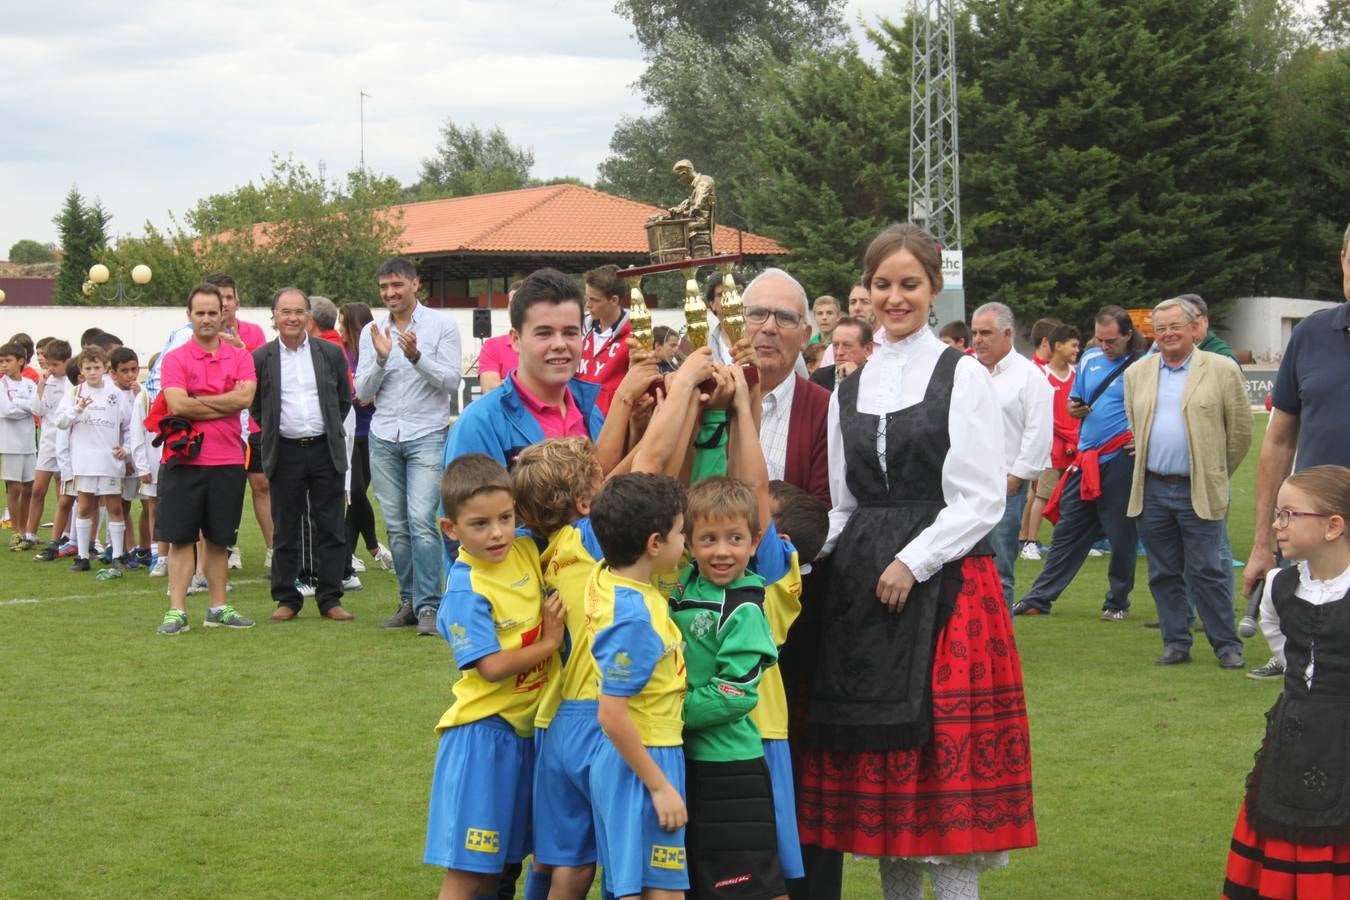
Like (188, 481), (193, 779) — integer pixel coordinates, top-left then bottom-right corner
(1225, 465), (1350, 900)
(796, 223), (1037, 899)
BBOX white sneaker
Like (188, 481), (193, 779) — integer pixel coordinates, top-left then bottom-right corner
(342, 574), (363, 591)
(294, 579), (316, 598)
(263, 548), (273, 570)
(373, 543), (394, 570)
(186, 574), (209, 595)
(1087, 547), (1105, 558)
(1019, 542), (1041, 561)
(350, 555), (366, 573)
(148, 556), (168, 577)
(227, 546), (242, 569)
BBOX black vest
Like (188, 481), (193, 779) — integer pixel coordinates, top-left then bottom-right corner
(1245, 566), (1350, 843)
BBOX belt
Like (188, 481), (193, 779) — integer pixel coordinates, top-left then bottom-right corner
(280, 435), (325, 446)
(1146, 471), (1188, 484)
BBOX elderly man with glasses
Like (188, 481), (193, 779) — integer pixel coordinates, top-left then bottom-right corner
(1124, 297), (1253, 667)
(741, 268), (832, 506)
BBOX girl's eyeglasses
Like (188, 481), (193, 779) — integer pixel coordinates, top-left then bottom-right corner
(1273, 508), (1331, 528)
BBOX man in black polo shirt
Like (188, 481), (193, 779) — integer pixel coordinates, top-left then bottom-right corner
(1245, 222), (1350, 597)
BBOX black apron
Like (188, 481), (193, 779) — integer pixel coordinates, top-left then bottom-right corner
(805, 347), (990, 753)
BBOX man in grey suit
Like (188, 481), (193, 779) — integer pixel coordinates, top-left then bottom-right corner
(249, 287), (354, 622)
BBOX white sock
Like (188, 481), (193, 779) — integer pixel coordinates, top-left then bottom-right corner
(75, 517), (93, 559)
(108, 521), (126, 560)
(880, 859), (925, 900)
(932, 863), (981, 900)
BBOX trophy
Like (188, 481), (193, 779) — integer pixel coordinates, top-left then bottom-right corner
(682, 268), (708, 349)
(716, 265), (758, 386)
(627, 276), (653, 351)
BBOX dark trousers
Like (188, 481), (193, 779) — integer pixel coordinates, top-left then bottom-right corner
(1020, 451), (1137, 612)
(1138, 476), (1242, 657)
(270, 439), (346, 613)
(345, 436), (378, 559)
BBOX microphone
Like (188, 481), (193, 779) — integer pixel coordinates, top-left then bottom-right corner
(1238, 577), (1264, 639)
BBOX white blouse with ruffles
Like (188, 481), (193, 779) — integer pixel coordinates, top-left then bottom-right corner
(822, 327), (1006, 583)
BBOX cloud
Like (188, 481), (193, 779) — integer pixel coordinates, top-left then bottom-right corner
(3, 0), (894, 254)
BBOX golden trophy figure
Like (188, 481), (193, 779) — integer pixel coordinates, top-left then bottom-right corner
(627, 277), (653, 352)
(645, 160), (717, 263)
(717, 266), (758, 386)
(682, 268), (709, 349)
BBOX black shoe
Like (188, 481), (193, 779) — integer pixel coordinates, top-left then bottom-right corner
(1219, 650), (1246, 669)
(1012, 600), (1048, 616)
(380, 600), (417, 629)
(34, 542), (60, 561)
(416, 607), (438, 636)
(69, 557), (91, 572)
(1155, 649), (1192, 666)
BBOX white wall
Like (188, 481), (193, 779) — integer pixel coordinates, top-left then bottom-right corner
(0, 305), (694, 372)
(1217, 296), (1341, 364)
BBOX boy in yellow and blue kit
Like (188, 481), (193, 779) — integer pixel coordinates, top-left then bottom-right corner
(510, 437), (608, 899)
(588, 472), (691, 900)
(424, 453), (564, 900)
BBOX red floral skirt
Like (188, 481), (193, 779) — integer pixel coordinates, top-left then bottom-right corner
(796, 555), (1037, 857)
(1225, 802), (1350, 899)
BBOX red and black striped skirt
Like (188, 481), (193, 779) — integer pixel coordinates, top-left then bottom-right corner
(1225, 802), (1350, 899)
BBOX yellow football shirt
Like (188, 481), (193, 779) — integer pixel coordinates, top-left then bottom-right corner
(747, 525), (802, 740)
(534, 519), (603, 728)
(435, 535), (556, 738)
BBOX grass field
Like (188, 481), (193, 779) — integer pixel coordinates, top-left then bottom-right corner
(0, 418), (1278, 898)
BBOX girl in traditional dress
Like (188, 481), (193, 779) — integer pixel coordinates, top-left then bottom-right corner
(1225, 465), (1350, 900)
(796, 223), (1037, 899)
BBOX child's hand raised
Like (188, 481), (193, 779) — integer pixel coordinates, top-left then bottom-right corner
(540, 590), (566, 651)
(650, 781), (688, 832)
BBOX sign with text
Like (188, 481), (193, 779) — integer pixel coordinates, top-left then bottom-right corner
(1243, 367), (1277, 408)
(941, 250), (963, 290)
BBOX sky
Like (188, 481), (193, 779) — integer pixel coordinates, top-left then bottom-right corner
(2, 0), (897, 256)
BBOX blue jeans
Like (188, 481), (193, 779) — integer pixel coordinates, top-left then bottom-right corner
(990, 480), (1028, 611)
(370, 430), (447, 613)
(1137, 476), (1241, 657)
(1019, 451), (1137, 612)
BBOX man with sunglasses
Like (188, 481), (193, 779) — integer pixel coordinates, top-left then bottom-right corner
(1124, 297), (1252, 666)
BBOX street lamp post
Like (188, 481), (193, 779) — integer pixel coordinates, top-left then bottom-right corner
(84, 263), (152, 304)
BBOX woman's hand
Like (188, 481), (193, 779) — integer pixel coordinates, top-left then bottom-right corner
(876, 559), (916, 613)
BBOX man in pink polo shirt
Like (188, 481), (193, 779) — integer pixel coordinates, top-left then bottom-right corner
(153, 283), (258, 636)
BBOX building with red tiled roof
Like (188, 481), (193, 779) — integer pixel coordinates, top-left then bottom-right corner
(384, 183), (787, 308)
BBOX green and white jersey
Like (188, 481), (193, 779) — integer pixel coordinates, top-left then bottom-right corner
(669, 567), (778, 762)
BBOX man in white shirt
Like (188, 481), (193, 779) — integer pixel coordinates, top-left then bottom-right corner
(354, 257), (462, 635)
(250, 288), (355, 623)
(971, 302), (1053, 609)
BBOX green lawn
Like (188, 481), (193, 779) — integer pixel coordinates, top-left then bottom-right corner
(0, 418), (1275, 898)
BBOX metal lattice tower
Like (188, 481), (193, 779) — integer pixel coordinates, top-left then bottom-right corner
(908, 0), (962, 251)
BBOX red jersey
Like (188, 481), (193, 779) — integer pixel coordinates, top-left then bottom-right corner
(1045, 364), (1079, 469)
(577, 314), (631, 416)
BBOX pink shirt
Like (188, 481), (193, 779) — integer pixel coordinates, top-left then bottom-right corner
(511, 374), (585, 439)
(479, 334), (519, 378)
(228, 319), (267, 435)
(160, 339), (257, 466)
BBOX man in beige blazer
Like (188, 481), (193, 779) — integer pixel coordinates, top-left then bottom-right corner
(1125, 297), (1253, 668)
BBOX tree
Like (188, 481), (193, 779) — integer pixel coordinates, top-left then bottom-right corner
(52, 187), (111, 306)
(1260, 45), (1350, 298)
(101, 219), (204, 307)
(193, 156), (404, 306)
(411, 120), (535, 200)
(736, 44), (911, 297)
(952, 0), (1283, 325)
(614, 0), (846, 61)
(7, 239), (57, 264)
(599, 1), (849, 214)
